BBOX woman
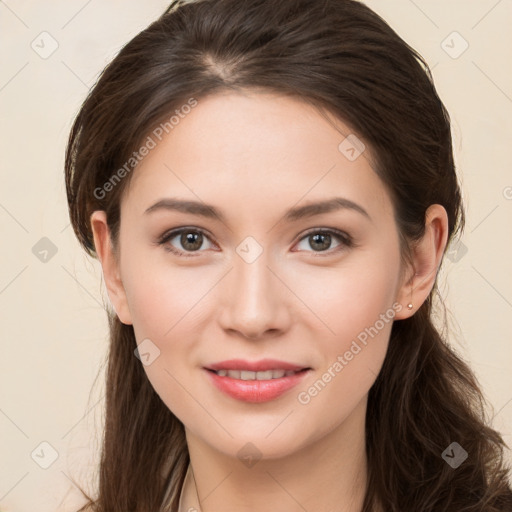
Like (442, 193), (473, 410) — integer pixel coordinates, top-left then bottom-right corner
(64, 0), (512, 510)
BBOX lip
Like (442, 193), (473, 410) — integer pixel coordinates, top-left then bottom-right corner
(205, 358), (308, 372)
(203, 359), (311, 403)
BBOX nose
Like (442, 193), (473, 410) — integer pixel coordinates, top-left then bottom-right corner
(217, 249), (291, 340)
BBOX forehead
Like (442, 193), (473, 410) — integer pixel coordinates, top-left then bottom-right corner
(122, 90), (393, 224)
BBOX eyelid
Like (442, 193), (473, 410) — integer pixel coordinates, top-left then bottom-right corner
(157, 226), (354, 257)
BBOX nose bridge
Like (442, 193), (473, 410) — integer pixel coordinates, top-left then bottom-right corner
(219, 241), (287, 338)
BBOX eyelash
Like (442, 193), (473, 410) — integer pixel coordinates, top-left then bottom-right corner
(156, 226), (354, 258)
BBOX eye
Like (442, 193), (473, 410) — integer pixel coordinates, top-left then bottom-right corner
(293, 228), (353, 255)
(157, 227), (215, 257)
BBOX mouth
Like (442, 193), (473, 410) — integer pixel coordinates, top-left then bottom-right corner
(203, 359), (312, 403)
(206, 368), (310, 380)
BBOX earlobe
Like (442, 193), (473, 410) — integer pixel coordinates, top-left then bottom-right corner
(394, 204), (449, 320)
(90, 211), (133, 325)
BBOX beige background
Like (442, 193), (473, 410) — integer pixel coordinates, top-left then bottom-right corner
(1, 1), (511, 510)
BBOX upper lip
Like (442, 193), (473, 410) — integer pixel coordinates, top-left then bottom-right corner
(205, 359), (310, 372)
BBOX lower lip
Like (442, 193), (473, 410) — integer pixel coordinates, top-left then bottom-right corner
(204, 369), (310, 403)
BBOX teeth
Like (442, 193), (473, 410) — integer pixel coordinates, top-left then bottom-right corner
(214, 369), (300, 380)
(256, 370), (273, 380)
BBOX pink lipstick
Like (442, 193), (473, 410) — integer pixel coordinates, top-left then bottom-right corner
(204, 359), (311, 403)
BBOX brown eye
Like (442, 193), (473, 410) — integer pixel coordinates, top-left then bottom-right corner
(308, 232), (332, 251)
(295, 229), (353, 254)
(179, 231), (204, 251)
(158, 227), (214, 256)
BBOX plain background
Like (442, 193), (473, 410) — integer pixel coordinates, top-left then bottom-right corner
(0, 1), (511, 510)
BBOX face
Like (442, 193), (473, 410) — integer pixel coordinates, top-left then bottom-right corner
(106, 90), (411, 459)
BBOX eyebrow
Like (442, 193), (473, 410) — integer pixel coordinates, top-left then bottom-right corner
(144, 197), (371, 223)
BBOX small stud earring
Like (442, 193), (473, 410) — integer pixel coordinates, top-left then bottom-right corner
(407, 280), (414, 311)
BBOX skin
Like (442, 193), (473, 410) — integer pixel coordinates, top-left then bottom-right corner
(91, 90), (448, 512)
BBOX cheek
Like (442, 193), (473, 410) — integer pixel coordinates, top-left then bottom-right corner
(293, 248), (400, 348)
(121, 245), (215, 340)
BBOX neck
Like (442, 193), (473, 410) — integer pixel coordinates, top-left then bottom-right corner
(180, 397), (370, 512)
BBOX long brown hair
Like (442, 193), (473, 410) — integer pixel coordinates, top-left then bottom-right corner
(65, 0), (512, 510)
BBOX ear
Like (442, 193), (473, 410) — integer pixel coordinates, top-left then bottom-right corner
(90, 210), (133, 325)
(394, 204), (449, 320)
